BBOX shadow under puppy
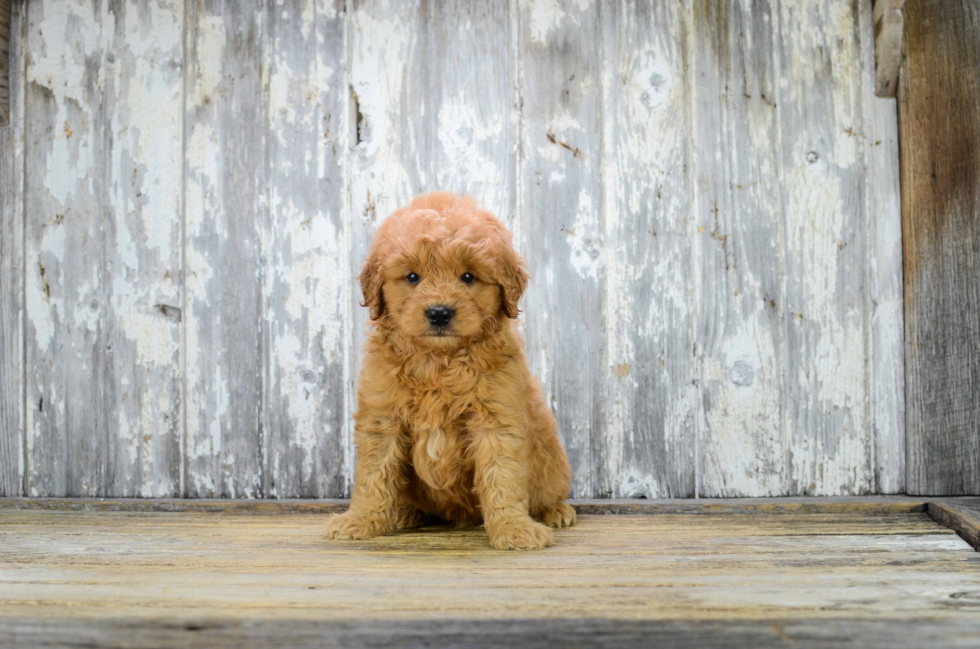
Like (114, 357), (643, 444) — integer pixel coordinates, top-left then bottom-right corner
(325, 192), (575, 550)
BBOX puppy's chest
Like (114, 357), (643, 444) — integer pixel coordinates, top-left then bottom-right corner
(395, 360), (483, 426)
(409, 421), (471, 491)
(396, 363), (481, 490)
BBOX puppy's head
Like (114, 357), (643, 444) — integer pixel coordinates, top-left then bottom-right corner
(360, 192), (527, 349)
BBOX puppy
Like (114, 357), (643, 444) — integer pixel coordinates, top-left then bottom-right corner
(324, 192), (575, 550)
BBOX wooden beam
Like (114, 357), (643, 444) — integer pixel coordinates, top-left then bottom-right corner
(0, 0), (19, 497)
(900, 1), (980, 495)
(5, 617), (980, 649)
(0, 496), (933, 515)
(0, 0), (9, 126)
(874, 0), (905, 97)
(927, 498), (980, 550)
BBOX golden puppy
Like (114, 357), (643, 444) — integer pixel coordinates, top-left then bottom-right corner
(324, 192), (575, 550)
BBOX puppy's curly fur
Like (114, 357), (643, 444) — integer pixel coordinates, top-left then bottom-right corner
(324, 192), (575, 550)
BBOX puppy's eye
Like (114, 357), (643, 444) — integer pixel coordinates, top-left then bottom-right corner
(406, 273), (420, 284)
(460, 272), (475, 284)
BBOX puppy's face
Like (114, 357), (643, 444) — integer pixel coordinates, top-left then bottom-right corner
(382, 239), (501, 349)
(360, 195), (527, 350)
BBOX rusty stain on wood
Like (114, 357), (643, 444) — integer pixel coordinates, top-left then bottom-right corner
(545, 132), (584, 160)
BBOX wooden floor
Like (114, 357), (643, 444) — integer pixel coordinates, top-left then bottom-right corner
(1, 498), (979, 648)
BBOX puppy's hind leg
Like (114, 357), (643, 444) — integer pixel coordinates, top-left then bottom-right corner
(534, 502), (577, 529)
(391, 502), (430, 530)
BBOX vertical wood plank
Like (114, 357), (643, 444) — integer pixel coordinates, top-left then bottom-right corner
(866, 79), (905, 489)
(348, 0), (518, 228)
(346, 0), (418, 498)
(692, 0), (789, 497)
(0, 0), (9, 126)
(184, 0), (267, 497)
(872, 0), (905, 98)
(101, 0), (184, 496)
(518, 0), (603, 497)
(24, 0), (184, 497)
(263, 0), (348, 498)
(599, 2), (696, 497)
(0, 0), (22, 496)
(348, 0), (518, 490)
(24, 0), (109, 496)
(776, 0), (874, 495)
(901, 0), (980, 495)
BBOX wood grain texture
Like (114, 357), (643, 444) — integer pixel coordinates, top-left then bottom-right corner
(775, 0), (875, 495)
(0, 509), (977, 649)
(0, 0), (9, 126)
(24, 0), (111, 496)
(0, 495), (930, 515)
(691, 0), (788, 497)
(262, 0), (349, 498)
(873, 0), (905, 97)
(347, 0), (518, 495)
(184, 0), (267, 497)
(3, 0), (909, 498)
(101, 0), (184, 497)
(599, 1), (695, 498)
(3, 617), (980, 649)
(0, 0), (21, 496)
(900, 0), (980, 495)
(868, 98), (905, 491)
(519, 0), (604, 498)
(23, 0), (184, 497)
(928, 498), (980, 551)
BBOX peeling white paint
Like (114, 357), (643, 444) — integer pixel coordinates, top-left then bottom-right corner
(618, 467), (660, 499)
(194, 15), (225, 105)
(565, 188), (604, 281)
(436, 93), (507, 213)
(520, 0), (592, 44)
(11, 0), (903, 499)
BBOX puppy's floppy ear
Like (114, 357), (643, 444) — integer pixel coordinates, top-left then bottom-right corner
(498, 245), (529, 319)
(359, 251), (385, 321)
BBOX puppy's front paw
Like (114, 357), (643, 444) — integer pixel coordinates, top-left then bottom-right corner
(538, 502), (577, 529)
(488, 517), (554, 550)
(324, 512), (387, 540)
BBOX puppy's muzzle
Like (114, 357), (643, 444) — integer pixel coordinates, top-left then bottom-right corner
(425, 305), (455, 328)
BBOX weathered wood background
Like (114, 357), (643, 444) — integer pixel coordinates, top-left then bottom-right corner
(0, 0), (905, 499)
(899, 0), (980, 495)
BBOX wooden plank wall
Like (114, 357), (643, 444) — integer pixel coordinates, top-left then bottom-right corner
(0, 0), (21, 495)
(901, 0), (980, 495)
(0, 0), (10, 126)
(0, 0), (904, 498)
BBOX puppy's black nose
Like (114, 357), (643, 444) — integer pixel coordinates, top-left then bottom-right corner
(425, 305), (455, 327)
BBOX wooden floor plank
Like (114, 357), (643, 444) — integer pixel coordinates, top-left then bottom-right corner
(1, 505), (978, 647)
(2, 617), (979, 649)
